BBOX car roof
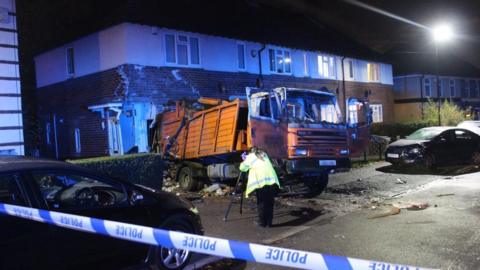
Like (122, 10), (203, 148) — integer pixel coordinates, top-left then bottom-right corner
(418, 126), (454, 132)
(0, 156), (90, 174)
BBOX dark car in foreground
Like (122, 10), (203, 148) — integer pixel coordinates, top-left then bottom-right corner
(385, 127), (480, 168)
(0, 157), (203, 270)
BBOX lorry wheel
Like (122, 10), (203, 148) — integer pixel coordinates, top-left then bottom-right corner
(178, 167), (199, 191)
(304, 173), (329, 198)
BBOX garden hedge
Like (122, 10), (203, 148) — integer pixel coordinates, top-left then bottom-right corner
(371, 122), (430, 141)
(69, 153), (164, 190)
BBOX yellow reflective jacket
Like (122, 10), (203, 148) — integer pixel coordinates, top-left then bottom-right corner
(239, 152), (280, 197)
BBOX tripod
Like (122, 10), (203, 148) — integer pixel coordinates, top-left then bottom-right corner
(223, 172), (246, 222)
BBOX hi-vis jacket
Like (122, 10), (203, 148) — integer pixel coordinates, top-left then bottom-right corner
(239, 153), (280, 197)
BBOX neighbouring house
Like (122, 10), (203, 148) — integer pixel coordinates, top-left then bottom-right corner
(34, 1), (395, 159)
(392, 50), (480, 123)
(0, 0), (23, 155)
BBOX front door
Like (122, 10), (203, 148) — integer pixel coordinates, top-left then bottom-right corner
(346, 98), (372, 157)
(108, 109), (124, 156)
(246, 87), (288, 159)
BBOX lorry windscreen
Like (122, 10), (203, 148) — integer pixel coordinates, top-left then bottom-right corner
(286, 91), (341, 124)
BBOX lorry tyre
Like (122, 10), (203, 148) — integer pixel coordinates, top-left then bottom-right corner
(178, 166), (199, 191)
(304, 173), (329, 198)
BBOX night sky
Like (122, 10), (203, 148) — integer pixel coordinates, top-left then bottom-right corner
(15, 0), (480, 151)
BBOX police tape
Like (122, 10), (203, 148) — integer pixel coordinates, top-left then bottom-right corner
(0, 203), (437, 270)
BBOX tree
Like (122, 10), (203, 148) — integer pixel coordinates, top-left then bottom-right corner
(423, 99), (470, 126)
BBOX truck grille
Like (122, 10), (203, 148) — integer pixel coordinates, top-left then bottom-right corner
(297, 131), (347, 147)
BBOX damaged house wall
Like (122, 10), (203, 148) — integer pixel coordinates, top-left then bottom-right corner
(35, 22), (395, 159)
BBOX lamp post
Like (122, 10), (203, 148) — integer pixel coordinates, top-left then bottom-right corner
(432, 24), (453, 126)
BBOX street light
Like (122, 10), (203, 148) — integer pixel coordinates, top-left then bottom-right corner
(432, 24), (454, 125)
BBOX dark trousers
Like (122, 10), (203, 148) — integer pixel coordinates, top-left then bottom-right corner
(255, 185), (276, 227)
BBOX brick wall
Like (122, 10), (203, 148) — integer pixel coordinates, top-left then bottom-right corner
(37, 64), (395, 158)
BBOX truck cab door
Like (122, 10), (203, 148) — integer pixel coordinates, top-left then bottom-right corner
(246, 87), (288, 159)
(346, 97), (372, 157)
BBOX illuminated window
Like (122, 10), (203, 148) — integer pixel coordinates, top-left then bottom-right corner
(449, 79), (455, 97)
(367, 63), (380, 82)
(165, 34), (200, 66)
(74, 128), (81, 153)
(424, 78), (431, 97)
(343, 59), (354, 80)
(370, 104), (383, 123)
(66, 47), (75, 76)
(268, 48), (291, 74)
(237, 43), (246, 70)
(303, 53), (309, 76)
(318, 54), (336, 78)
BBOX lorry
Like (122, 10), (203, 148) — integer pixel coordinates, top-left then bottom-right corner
(151, 87), (371, 195)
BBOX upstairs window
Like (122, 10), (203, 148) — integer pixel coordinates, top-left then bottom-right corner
(165, 34), (200, 66)
(367, 63), (380, 82)
(424, 78), (431, 97)
(46, 122), (51, 145)
(469, 80), (478, 98)
(269, 48), (291, 74)
(318, 55), (336, 78)
(460, 80), (468, 97)
(303, 53), (309, 76)
(237, 43), (246, 70)
(449, 79), (455, 97)
(66, 47), (75, 76)
(438, 78), (443, 97)
(344, 59), (354, 80)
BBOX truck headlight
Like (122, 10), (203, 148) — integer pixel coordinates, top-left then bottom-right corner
(294, 148), (308, 156)
(340, 149), (349, 155)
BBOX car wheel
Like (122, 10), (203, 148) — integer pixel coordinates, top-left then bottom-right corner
(424, 153), (436, 169)
(178, 167), (198, 191)
(147, 214), (195, 270)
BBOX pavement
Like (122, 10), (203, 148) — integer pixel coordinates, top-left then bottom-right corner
(184, 162), (480, 270)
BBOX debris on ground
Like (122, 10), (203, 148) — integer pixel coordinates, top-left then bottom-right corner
(204, 184), (221, 193)
(368, 206), (401, 219)
(436, 193), (455, 197)
(392, 202), (429, 210)
(396, 178), (407, 184)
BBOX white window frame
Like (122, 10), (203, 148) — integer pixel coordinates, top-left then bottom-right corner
(268, 48), (292, 75)
(449, 79), (455, 97)
(370, 104), (383, 123)
(237, 42), (247, 71)
(424, 78), (431, 97)
(303, 53), (309, 77)
(164, 33), (201, 67)
(367, 63), (380, 82)
(66, 47), (75, 77)
(74, 128), (81, 153)
(317, 54), (336, 79)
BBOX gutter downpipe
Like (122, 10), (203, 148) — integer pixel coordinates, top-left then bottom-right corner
(257, 44), (266, 88)
(341, 56), (347, 123)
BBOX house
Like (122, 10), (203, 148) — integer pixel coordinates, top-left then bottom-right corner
(34, 1), (395, 159)
(392, 50), (480, 122)
(0, 0), (23, 155)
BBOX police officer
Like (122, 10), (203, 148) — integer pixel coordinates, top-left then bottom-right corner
(240, 147), (280, 228)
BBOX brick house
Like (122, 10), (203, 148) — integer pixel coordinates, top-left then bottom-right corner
(34, 3), (395, 159)
(392, 51), (480, 122)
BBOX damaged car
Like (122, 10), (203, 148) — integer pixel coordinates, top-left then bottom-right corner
(385, 127), (480, 168)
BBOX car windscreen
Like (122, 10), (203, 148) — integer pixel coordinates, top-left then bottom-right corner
(406, 128), (445, 140)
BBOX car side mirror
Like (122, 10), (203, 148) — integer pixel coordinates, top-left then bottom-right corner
(129, 190), (144, 205)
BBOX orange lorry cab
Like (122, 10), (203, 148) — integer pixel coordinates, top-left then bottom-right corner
(152, 87), (371, 195)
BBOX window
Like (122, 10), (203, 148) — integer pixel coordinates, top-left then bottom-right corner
(424, 78), (431, 97)
(348, 104), (358, 125)
(367, 63), (380, 82)
(303, 53), (309, 76)
(0, 174), (27, 206)
(344, 59), (354, 80)
(74, 128), (81, 153)
(449, 79), (455, 97)
(370, 104), (383, 123)
(237, 43), (246, 70)
(46, 122), (51, 145)
(66, 47), (75, 75)
(32, 172), (127, 210)
(318, 54), (335, 78)
(455, 130), (473, 141)
(164, 34), (200, 66)
(438, 78), (443, 97)
(470, 80), (478, 98)
(461, 80), (468, 97)
(268, 48), (291, 74)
